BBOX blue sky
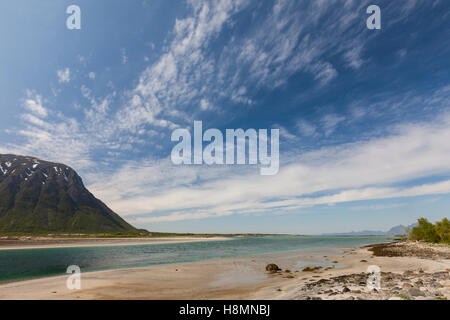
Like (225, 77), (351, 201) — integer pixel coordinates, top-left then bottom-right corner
(0, 0), (449, 234)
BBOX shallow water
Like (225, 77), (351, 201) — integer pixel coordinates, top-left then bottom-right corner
(0, 236), (392, 283)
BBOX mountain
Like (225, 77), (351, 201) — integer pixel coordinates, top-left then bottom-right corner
(0, 154), (139, 234)
(321, 223), (418, 236)
(386, 225), (408, 235)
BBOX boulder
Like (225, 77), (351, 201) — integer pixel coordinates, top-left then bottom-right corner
(408, 288), (425, 297)
(302, 266), (322, 272)
(266, 264), (281, 273)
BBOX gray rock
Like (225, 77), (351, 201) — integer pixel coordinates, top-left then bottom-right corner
(408, 288), (425, 297)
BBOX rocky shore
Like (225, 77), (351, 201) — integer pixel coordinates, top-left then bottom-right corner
(367, 241), (450, 259)
(291, 269), (449, 300)
(260, 241), (450, 300)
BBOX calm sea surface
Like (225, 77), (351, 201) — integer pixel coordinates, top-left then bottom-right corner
(0, 236), (393, 283)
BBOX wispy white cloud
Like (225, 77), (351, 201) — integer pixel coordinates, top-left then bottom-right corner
(57, 68), (71, 83)
(117, 0), (381, 134)
(309, 62), (338, 85)
(129, 179), (450, 223)
(321, 114), (345, 136)
(121, 48), (128, 64)
(13, 0), (412, 158)
(296, 120), (317, 137)
(8, 118), (93, 170)
(4, 81), (450, 223)
(86, 110), (450, 223)
(119, 0), (252, 133)
(22, 91), (48, 118)
(200, 99), (215, 111)
(277, 125), (296, 140)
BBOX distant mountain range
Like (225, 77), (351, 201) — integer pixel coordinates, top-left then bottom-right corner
(0, 154), (140, 234)
(321, 223), (418, 236)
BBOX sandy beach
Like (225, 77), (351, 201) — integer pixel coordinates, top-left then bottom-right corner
(0, 236), (230, 250)
(0, 241), (448, 300)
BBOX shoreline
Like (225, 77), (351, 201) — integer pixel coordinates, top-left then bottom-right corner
(257, 241), (449, 300)
(0, 236), (230, 250)
(0, 245), (345, 299)
(0, 240), (448, 300)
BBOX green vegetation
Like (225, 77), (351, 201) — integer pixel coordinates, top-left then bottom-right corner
(408, 218), (450, 244)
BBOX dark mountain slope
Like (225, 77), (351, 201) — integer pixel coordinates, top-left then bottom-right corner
(0, 154), (138, 234)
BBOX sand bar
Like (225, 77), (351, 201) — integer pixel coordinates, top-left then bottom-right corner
(0, 236), (230, 250)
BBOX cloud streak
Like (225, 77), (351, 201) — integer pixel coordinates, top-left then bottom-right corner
(57, 68), (71, 83)
(87, 110), (450, 223)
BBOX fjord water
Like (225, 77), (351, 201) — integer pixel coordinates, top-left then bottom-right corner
(0, 236), (392, 283)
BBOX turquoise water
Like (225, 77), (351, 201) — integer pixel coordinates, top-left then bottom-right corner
(0, 236), (392, 283)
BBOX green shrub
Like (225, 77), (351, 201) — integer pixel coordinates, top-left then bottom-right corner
(409, 217), (450, 244)
(435, 218), (450, 244)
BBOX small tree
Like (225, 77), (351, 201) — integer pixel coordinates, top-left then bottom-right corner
(409, 218), (439, 243)
(435, 218), (450, 244)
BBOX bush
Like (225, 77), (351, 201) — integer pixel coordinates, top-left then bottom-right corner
(409, 217), (449, 244)
(435, 218), (450, 243)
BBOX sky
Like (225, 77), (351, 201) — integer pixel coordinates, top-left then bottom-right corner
(0, 0), (449, 234)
